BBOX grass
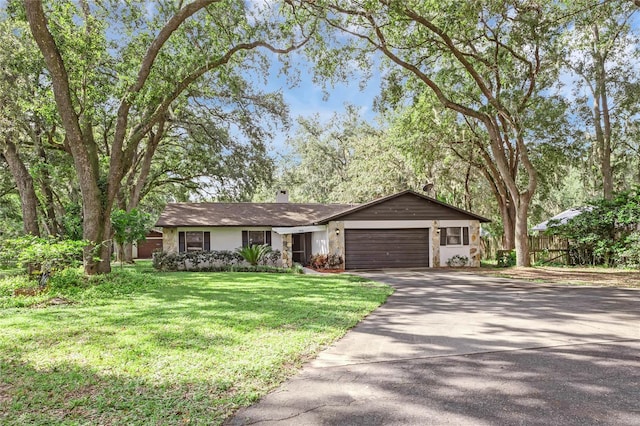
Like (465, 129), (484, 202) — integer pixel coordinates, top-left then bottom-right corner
(0, 263), (392, 425)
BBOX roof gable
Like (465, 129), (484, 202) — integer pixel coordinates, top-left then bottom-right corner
(316, 190), (491, 223)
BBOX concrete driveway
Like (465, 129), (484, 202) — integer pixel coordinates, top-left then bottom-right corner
(228, 271), (640, 425)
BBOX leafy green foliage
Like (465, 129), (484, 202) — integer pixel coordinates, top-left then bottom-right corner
(0, 267), (161, 308)
(0, 270), (392, 423)
(546, 188), (640, 266)
(496, 250), (517, 268)
(153, 249), (282, 272)
(236, 244), (273, 266)
(110, 208), (152, 266)
(0, 236), (85, 276)
(255, 106), (420, 204)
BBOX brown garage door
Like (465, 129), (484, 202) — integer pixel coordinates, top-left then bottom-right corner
(344, 228), (429, 270)
(137, 238), (163, 259)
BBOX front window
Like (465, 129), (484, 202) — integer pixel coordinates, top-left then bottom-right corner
(186, 231), (204, 251)
(440, 227), (469, 246)
(446, 227), (462, 246)
(178, 231), (210, 252)
(242, 230), (272, 247)
(248, 231), (266, 246)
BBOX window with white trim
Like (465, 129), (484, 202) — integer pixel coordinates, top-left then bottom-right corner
(440, 227), (469, 246)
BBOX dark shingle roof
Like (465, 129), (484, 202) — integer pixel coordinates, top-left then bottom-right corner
(155, 202), (354, 227)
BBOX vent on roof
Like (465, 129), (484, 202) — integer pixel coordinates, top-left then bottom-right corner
(276, 189), (289, 203)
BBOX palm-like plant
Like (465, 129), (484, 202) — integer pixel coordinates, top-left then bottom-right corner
(235, 244), (272, 266)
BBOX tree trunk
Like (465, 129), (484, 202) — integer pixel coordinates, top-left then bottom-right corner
(2, 140), (40, 236)
(124, 242), (134, 263)
(514, 199), (531, 267)
(501, 199), (516, 251)
(592, 24), (613, 200)
(35, 140), (60, 236)
(485, 120), (536, 267)
(83, 213), (113, 275)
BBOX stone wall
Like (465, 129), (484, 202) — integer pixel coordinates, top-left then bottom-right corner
(281, 234), (293, 268)
(327, 221), (345, 269)
(469, 220), (481, 267)
(431, 220), (440, 267)
(163, 227), (178, 254)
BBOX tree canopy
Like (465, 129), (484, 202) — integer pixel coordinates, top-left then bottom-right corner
(1, 0), (639, 271)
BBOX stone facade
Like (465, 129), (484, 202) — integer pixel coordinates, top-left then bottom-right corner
(431, 220), (440, 268)
(281, 234), (293, 268)
(468, 220), (481, 267)
(163, 227), (178, 254)
(327, 221), (345, 269)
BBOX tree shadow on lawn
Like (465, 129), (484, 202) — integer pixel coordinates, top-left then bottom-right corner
(0, 357), (246, 425)
(20, 272), (390, 332)
(104, 273), (391, 332)
(0, 273), (392, 425)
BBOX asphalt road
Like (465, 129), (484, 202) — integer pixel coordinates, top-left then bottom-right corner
(227, 271), (640, 425)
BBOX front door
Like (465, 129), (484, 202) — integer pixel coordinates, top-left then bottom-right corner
(292, 233), (312, 265)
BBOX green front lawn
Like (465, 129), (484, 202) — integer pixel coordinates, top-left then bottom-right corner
(0, 269), (392, 425)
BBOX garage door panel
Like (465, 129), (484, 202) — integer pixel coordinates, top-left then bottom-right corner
(345, 228), (429, 269)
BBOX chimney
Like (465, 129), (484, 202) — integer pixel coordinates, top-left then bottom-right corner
(276, 189), (289, 203)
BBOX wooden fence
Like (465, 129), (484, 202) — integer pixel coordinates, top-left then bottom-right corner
(482, 235), (570, 265)
(529, 235), (569, 264)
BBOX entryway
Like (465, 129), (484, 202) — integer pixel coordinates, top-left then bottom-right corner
(292, 232), (312, 265)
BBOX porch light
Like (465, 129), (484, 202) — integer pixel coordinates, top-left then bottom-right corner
(335, 229), (340, 235)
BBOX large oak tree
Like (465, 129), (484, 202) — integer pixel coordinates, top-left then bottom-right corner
(21, 0), (309, 274)
(293, 0), (580, 265)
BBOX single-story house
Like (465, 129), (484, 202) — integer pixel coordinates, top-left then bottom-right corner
(155, 189), (491, 269)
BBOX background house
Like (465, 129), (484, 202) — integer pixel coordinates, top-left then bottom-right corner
(156, 190), (490, 269)
(531, 208), (587, 233)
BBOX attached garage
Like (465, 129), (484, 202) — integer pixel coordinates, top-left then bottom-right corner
(344, 228), (430, 269)
(135, 230), (164, 259)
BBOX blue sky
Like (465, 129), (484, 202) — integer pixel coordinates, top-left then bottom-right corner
(254, 51), (383, 153)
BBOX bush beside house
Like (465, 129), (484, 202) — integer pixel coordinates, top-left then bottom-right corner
(152, 247), (283, 272)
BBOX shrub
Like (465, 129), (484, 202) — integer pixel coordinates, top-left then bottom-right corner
(292, 263), (305, 274)
(446, 255), (469, 267)
(152, 248), (281, 272)
(111, 208), (152, 266)
(0, 268), (162, 308)
(547, 188), (640, 267)
(496, 250), (516, 267)
(616, 232), (640, 268)
(236, 244), (272, 266)
(0, 274), (31, 297)
(308, 253), (343, 270)
(0, 236), (86, 281)
(262, 250), (282, 266)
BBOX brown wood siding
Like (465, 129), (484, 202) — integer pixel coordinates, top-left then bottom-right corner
(137, 239), (163, 259)
(345, 228), (429, 269)
(338, 193), (472, 221)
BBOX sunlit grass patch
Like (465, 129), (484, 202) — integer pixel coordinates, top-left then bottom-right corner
(0, 270), (392, 425)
